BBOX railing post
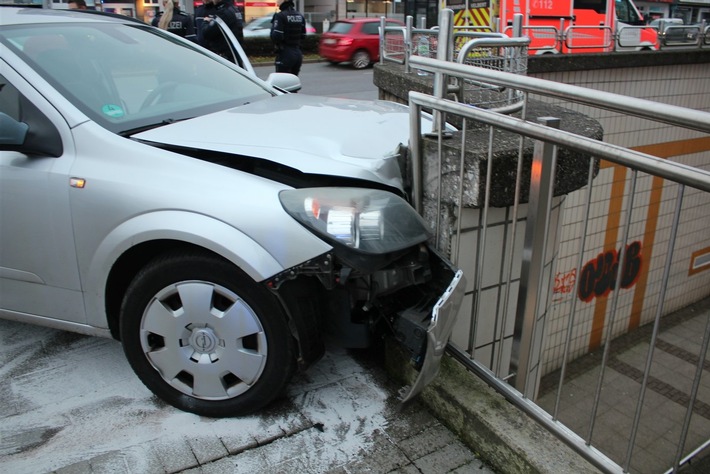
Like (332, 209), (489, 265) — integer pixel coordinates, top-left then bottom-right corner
(379, 16), (385, 65)
(512, 13), (523, 37)
(405, 15), (413, 74)
(510, 116), (559, 397)
(431, 9), (454, 134)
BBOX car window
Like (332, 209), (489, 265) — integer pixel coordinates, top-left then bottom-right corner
(328, 22), (354, 34)
(248, 16), (271, 29)
(1, 22), (273, 135)
(361, 22), (380, 35)
(0, 73), (21, 121)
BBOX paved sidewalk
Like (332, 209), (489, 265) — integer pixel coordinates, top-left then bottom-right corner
(0, 320), (494, 474)
(536, 296), (710, 473)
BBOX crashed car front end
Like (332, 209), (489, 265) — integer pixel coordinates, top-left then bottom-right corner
(269, 187), (465, 401)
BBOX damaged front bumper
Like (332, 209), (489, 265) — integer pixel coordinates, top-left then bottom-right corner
(276, 187), (466, 401)
(393, 249), (465, 402)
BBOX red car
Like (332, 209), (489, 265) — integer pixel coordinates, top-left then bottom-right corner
(319, 18), (405, 69)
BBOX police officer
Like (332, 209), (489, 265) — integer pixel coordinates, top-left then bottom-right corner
(152, 0), (196, 43)
(270, 0), (306, 76)
(200, 0), (245, 64)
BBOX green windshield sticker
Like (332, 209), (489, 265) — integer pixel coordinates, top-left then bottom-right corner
(102, 104), (125, 118)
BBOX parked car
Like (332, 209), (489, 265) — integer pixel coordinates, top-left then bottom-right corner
(649, 18), (700, 46)
(0, 7), (464, 417)
(243, 14), (316, 38)
(319, 17), (405, 69)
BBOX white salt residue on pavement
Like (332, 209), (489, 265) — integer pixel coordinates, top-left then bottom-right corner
(0, 320), (394, 474)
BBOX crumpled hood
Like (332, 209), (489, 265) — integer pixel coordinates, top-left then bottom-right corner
(132, 94), (415, 189)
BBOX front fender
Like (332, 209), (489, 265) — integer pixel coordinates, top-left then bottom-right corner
(83, 210), (330, 328)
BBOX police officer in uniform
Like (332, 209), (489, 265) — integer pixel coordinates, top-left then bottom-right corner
(200, 0), (245, 66)
(152, 1), (196, 43)
(270, 0), (306, 76)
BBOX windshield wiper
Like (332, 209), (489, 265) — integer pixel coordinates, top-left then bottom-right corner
(119, 118), (189, 137)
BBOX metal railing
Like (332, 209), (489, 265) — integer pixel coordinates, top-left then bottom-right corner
(407, 12), (710, 471)
(380, 15), (529, 113)
(499, 19), (708, 52)
(656, 21), (709, 48)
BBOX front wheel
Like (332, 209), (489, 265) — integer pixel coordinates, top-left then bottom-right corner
(120, 251), (296, 417)
(351, 50), (371, 69)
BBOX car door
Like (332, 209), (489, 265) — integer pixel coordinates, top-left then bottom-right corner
(0, 67), (85, 324)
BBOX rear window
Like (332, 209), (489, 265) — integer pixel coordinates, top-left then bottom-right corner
(361, 22), (380, 35)
(328, 22), (354, 34)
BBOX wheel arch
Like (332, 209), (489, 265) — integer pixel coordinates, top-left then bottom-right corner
(93, 211), (327, 370)
(84, 210), (289, 335)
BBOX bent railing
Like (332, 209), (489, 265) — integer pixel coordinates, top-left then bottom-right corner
(408, 53), (710, 473)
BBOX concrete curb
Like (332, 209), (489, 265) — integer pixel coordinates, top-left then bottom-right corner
(386, 342), (600, 473)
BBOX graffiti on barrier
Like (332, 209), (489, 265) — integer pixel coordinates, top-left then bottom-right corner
(553, 269), (577, 298)
(578, 241), (642, 302)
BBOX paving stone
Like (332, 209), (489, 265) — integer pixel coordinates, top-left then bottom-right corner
(150, 437), (199, 473)
(413, 439), (477, 473)
(186, 435), (230, 465)
(397, 422), (458, 460)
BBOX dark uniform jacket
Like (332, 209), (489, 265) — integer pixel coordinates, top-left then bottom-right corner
(200, 0), (245, 58)
(270, 1), (305, 75)
(270, 2), (305, 50)
(151, 9), (196, 42)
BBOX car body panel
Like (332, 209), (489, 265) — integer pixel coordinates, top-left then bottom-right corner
(133, 94), (411, 190)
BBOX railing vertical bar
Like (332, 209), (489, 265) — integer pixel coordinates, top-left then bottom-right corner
(432, 9), (453, 134)
(511, 117), (559, 395)
(666, 439), (710, 474)
(492, 205), (511, 373)
(404, 16), (413, 74)
(409, 98), (423, 214)
(468, 125), (496, 358)
(434, 124), (443, 251)
(454, 119), (468, 266)
(553, 158), (597, 420)
(495, 94), (529, 377)
(623, 183), (686, 471)
(672, 308), (710, 472)
(531, 135), (560, 399)
(587, 169), (638, 444)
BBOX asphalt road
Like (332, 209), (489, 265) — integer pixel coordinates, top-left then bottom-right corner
(254, 61), (380, 101)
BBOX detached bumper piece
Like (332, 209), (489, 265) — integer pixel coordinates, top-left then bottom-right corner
(394, 250), (465, 403)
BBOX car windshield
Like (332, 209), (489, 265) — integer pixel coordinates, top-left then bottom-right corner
(0, 21), (273, 135)
(328, 22), (354, 34)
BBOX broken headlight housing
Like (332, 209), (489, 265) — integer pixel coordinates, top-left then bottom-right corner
(279, 188), (431, 270)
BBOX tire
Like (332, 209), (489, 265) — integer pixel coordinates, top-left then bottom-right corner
(351, 50), (371, 69)
(119, 251), (296, 417)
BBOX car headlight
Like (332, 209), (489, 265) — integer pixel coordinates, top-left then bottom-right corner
(279, 188), (431, 255)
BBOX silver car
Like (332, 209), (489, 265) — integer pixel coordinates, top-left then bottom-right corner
(0, 7), (464, 417)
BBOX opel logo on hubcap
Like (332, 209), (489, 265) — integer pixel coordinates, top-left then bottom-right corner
(190, 328), (217, 353)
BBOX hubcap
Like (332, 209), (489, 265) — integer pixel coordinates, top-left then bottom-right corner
(140, 281), (267, 400)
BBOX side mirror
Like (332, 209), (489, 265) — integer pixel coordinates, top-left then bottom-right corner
(0, 111), (62, 157)
(266, 73), (302, 93)
(0, 112), (29, 145)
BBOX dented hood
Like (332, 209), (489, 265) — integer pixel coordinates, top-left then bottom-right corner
(132, 94), (415, 189)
